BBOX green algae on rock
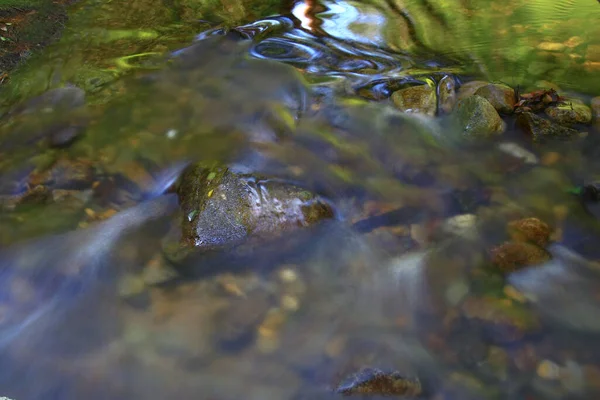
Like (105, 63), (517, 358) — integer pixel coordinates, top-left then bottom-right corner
(545, 99), (593, 126)
(391, 83), (437, 117)
(176, 163), (335, 249)
(453, 95), (505, 138)
(516, 111), (583, 142)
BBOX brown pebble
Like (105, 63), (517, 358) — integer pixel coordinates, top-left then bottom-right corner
(537, 359), (561, 380)
(507, 217), (551, 247)
(336, 368), (422, 397)
(541, 152), (561, 166)
(491, 241), (551, 273)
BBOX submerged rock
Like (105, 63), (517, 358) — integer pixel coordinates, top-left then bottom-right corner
(28, 157), (96, 191)
(176, 164), (335, 249)
(545, 99), (592, 126)
(453, 95), (505, 138)
(490, 241), (551, 273)
(391, 83), (437, 116)
(437, 75), (457, 114)
(474, 83), (516, 115)
(456, 80), (489, 101)
(507, 217), (551, 248)
(2, 86), (89, 149)
(335, 367), (422, 397)
(516, 112), (582, 142)
(461, 295), (541, 344)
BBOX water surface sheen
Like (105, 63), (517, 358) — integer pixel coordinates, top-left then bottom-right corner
(1, 0), (600, 399)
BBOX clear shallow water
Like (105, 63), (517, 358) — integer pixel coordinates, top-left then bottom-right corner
(1, 0), (600, 399)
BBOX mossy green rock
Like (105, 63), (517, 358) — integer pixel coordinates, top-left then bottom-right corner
(391, 84), (436, 116)
(516, 111), (582, 142)
(176, 164), (335, 248)
(453, 95), (505, 138)
(545, 99), (592, 126)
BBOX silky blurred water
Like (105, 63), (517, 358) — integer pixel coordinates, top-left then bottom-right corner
(1, 0), (600, 399)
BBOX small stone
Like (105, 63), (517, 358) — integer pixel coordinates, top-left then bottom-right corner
(336, 368), (422, 397)
(280, 295), (300, 312)
(258, 308), (288, 338)
(503, 285), (527, 303)
(118, 274), (146, 298)
(586, 44), (600, 63)
(498, 142), (538, 164)
(215, 290), (271, 349)
(537, 360), (561, 380)
(517, 111), (582, 143)
(537, 42), (566, 52)
(545, 99), (592, 125)
(491, 241), (551, 273)
(564, 36), (584, 48)
(278, 267), (299, 283)
(457, 80), (489, 101)
(540, 151), (561, 166)
(461, 296), (541, 344)
(256, 332), (280, 354)
(442, 214), (477, 238)
(453, 95), (506, 138)
(28, 158), (95, 190)
(474, 83), (516, 114)
(391, 83), (437, 116)
(507, 217), (551, 247)
(437, 75), (457, 114)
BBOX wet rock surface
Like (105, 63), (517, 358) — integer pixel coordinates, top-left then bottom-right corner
(335, 367), (422, 397)
(391, 83), (437, 116)
(437, 75), (457, 114)
(453, 95), (505, 138)
(491, 241), (551, 273)
(456, 81), (489, 101)
(1, 4), (600, 399)
(545, 99), (592, 126)
(507, 217), (551, 248)
(176, 164), (335, 249)
(516, 111), (582, 142)
(474, 83), (516, 115)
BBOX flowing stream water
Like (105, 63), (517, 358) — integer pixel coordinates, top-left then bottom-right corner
(1, 0), (600, 399)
